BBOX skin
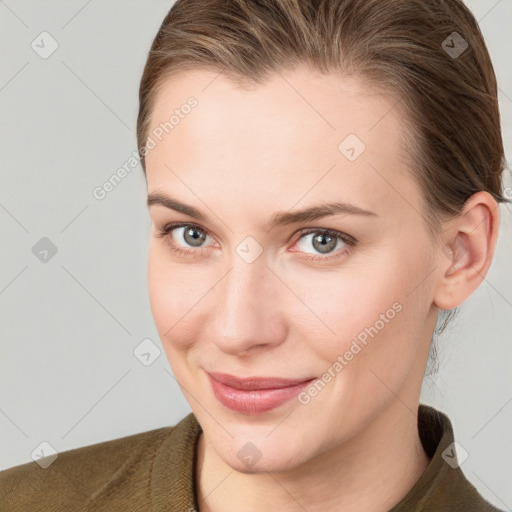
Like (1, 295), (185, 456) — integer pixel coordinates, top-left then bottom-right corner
(144, 67), (499, 512)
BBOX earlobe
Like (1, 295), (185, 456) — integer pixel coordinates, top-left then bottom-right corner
(433, 192), (499, 310)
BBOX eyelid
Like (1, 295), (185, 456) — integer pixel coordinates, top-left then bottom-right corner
(157, 222), (354, 243)
(292, 227), (356, 246)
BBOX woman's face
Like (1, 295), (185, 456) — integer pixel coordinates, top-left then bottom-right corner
(145, 67), (441, 472)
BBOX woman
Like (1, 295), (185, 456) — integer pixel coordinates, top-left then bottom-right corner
(1, 0), (508, 510)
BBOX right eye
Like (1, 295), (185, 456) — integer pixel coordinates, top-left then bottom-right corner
(155, 222), (215, 257)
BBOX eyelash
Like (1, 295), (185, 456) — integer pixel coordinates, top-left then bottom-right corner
(155, 222), (357, 262)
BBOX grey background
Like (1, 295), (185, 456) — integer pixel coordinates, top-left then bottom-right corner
(1, 0), (511, 509)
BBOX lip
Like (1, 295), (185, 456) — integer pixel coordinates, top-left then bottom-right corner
(207, 371), (316, 415)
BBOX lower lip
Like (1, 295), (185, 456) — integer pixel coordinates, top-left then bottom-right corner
(208, 374), (315, 415)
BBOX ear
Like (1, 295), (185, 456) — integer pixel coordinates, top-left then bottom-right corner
(433, 191), (500, 310)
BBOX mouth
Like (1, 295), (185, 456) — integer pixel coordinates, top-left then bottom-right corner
(207, 371), (317, 415)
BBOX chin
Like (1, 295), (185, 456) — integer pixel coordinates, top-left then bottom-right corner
(218, 440), (310, 475)
(228, 457), (295, 475)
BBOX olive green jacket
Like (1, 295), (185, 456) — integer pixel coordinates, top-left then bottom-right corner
(0, 404), (504, 511)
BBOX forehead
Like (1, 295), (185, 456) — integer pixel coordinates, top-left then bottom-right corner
(149, 67), (403, 144)
(145, 67), (419, 222)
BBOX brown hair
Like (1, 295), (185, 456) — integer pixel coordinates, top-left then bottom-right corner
(137, 0), (509, 363)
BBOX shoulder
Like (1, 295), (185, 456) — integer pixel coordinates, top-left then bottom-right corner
(447, 463), (506, 512)
(0, 425), (174, 511)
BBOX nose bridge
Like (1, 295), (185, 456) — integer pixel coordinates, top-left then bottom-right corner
(210, 253), (283, 354)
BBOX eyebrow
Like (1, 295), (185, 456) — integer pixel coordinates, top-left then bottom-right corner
(147, 192), (378, 228)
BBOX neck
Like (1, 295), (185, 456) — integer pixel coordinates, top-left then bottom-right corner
(195, 397), (430, 512)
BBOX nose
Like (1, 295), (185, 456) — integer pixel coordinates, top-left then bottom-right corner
(209, 257), (287, 356)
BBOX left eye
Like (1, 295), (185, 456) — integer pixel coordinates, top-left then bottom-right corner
(293, 229), (352, 256)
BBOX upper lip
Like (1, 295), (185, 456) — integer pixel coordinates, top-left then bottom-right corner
(207, 371), (316, 390)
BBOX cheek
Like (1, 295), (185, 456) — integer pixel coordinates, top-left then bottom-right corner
(147, 245), (170, 328)
(147, 242), (215, 358)
(147, 244), (188, 344)
(301, 248), (431, 376)
(294, 261), (429, 438)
